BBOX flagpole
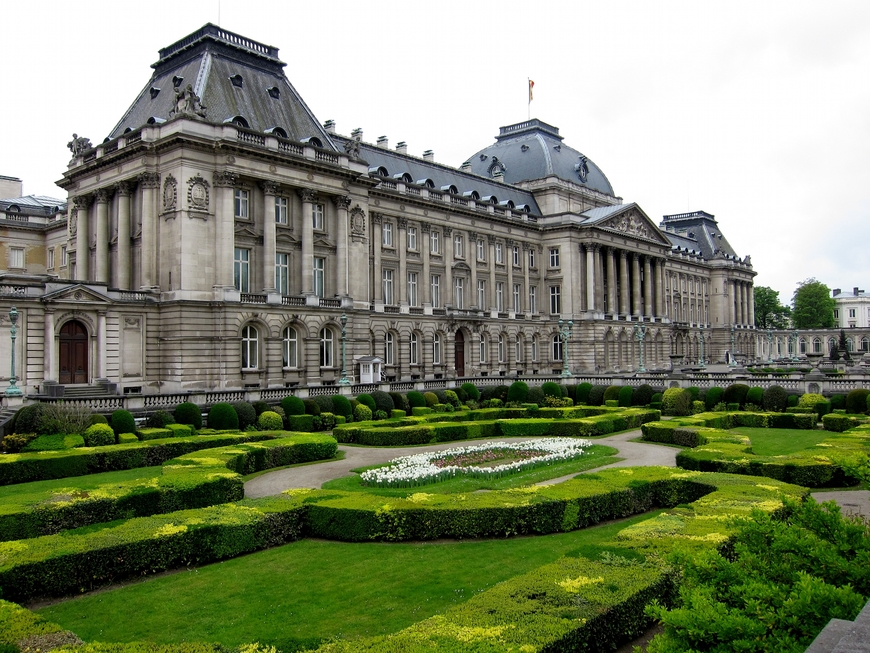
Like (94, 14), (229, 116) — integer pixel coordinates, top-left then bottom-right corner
(528, 77), (531, 120)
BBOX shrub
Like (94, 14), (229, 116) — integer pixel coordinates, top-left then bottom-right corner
(830, 394), (846, 410)
(173, 402), (202, 430)
(232, 402), (257, 430)
(36, 402), (92, 435)
(651, 392), (663, 403)
(814, 401), (831, 418)
(313, 395), (335, 414)
(354, 404), (373, 422)
(723, 384), (750, 408)
(89, 413), (108, 425)
(332, 395), (353, 421)
(618, 385), (634, 408)
(257, 411), (283, 430)
(287, 415), (314, 431)
(372, 390), (395, 414)
(461, 382), (480, 401)
(491, 386), (509, 403)
(303, 399), (321, 416)
(117, 433), (138, 444)
(542, 382), (562, 399)
(374, 409), (389, 420)
(82, 423), (116, 447)
(822, 414), (857, 433)
(146, 410), (176, 428)
(281, 395), (306, 416)
(661, 387), (692, 416)
(207, 403), (239, 430)
(691, 400), (706, 414)
(444, 390), (461, 408)
(686, 386), (700, 401)
(633, 384), (654, 407)
(1, 432), (38, 453)
(507, 381), (530, 403)
(845, 389), (870, 414)
(587, 385), (608, 406)
(704, 387), (724, 410)
(252, 401), (271, 416)
(357, 393), (377, 412)
(319, 412), (337, 430)
(762, 385), (789, 412)
(798, 393), (826, 408)
(787, 394), (800, 407)
(423, 392), (439, 407)
(111, 409), (137, 437)
(407, 391), (427, 408)
(528, 386), (545, 406)
(455, 386), (468, 402)
(603, 385), (621, 403)
(746, 387), (763, 407)
(576, 382), (593, 404)
(12, 404), (43, 435)
(389, 392), (407, 411)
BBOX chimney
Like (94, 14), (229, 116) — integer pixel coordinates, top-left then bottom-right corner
(855, 287), (861, 296)
(396, 141), (407, 155)
(351, 128), (363, 141)
(832, 288), (841, 297)
(377, 135), (388, 149)
(323, 120), (336, 134)
(423, 149), (434, 162)
(460, 160), (472, 173)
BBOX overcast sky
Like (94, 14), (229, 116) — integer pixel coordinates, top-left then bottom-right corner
(3, 0), (868, 303)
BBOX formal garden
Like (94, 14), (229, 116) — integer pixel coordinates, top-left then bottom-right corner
(1, 380), (869, 653)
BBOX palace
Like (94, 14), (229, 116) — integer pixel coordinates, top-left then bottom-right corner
(0, 24), (760, 397)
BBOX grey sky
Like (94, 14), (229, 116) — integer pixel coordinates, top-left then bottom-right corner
(3, 0), (868, 304)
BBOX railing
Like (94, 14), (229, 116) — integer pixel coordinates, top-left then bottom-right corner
(319, 298), (340, 308)
(384, 305), (400, 314)
(4, 213), (27, 222)
(103, 141), (119, 154)
(406, 187), (421, 196)
(237, 130), (266, 146)
(390, 382), (414, 391)
(315, 151), (339, 164)
(41, 396), (125, 410)
(378, 180), (397, 190)
(126, 130), (142, 144)
(432, 308), (446, 316)
(409, 307), (424, 315)
(450, 196), (467, 207)
(277, 139), (304, 155)
(423, 380), (446, 389)
(309, 385), (339, 397)
(241, 293), (267, 304)
(282, 296), (305, 307)
(0, 285), (27, 297)
(206, 391), (244, 404)
(117, 291), (149, 302)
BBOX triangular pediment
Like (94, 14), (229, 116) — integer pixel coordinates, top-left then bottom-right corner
(313, 237), (335, 248)
(582, 203), (672, 246)
(43, 284), (113, 304)
(234, 225), (260, 239)
(276, 231), (299, 246)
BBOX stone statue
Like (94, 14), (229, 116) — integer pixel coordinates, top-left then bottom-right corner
(344, 134), (361, 159)
(67, 133), (93, 156)
(169, 84), (207, 119)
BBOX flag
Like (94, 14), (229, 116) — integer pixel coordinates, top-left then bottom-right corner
(528, 79), (535, 103)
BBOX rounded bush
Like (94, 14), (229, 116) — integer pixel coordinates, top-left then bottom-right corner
(528, 386), (545, 406)
(845, 389), (870, 414)
(746, 387), (764, 408)
(313, 395), (335, 414)
(461, 382), (480, 401)
(281, 395), (306, 416)
(541, 382), (562, 399)
(507, 381), (530, 403)
(423, 392), (439, 407)
(576, 383), (593, 405)
(371, 390), (395, 414)
(357, 393), (377, 412)
(723, 384), (750, 408)
(89, 414), (109, 425)
(257, 411), (284, 430)
(686, 386), (700, 401)
(146, 410), (175, 428)
(587, 385), (607, 406)
(232, 402), (257, 430)
(762, 385), (789, 413)
(82, 423), (116, 447)
(651, 392), (663, 403)
(111, 409), (137, 437)
(633, 384), (655, 407)
(603, 385), (621, 403)
(662, 387), (692, 417)
(252, 401), (271, 416)
(798, 393), (826, 408)
(389, 392), (407, 411)
(787, 394), (799, 407)
(303, 399), (321, 416)
(354, 404), (373, 422)
(455, 386), (468, 402)
(173, 402), (203, 430)
(208, 403), (239, 430)
(12, 404), (43, 435)
(319, 412), (336, 430)
(444, 390), (461, 408)
(491, 386), (509, 403)
(332, 395), (353, 420)
(705, 387), (725, 410)
(617, 385), (634, 408)
(407, 391), (427, 408)
(830, 394), (846, 410)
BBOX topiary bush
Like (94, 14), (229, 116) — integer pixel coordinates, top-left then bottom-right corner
(389, 392), (407, 411)
(372, 390), (395, 415)
(319, 412), (337, 430)
(357, 393), (377, 412)
(541, 382), (562, 399)
(798, 393), (826, 408)
(281, 395), (306, 416)
(762, 385), (789, 413)
(111, 409), (136, 437)
(232, 402), (257, 430)
(491, 385), (509, 403)
(174, 402), (203, 430)
(82, 423), (116, 447)
(845, 389), (870, 414)
(444, 390), (461, 409)
(332, 395), (353, 421)
(461, 382), (480, 401)
(633, 384), (655, 407)
(704, 387), (725, 410)
(354, 404), (373, 422)
(146, 410), (175, 428)
(252, 401), (271, 416)
(303, 399), (321, 416)
(507, 381), (530, 403)
(723, 384), (750, 409)
(89, 414), (108, 425)
(257, 411), (283, 430)
(407, 391), (427, 408)
(576, 382), (593, 405)
(207, 403), (239, 430)
(787, 394), (799, 408)
(617, 385), (634, 408)
(686, 386), (700, 402)
(423, 392), (439, 407)
(603, 385), (621, 403)
(746, 387), (764, 408)
(830, 394), (846, 410)
(662, 387), (692, 417)
(587, 385), (607, 406)
(313, 395), (335, 414)
(12, 404), (43, 435)
(528, 386), (545, 406)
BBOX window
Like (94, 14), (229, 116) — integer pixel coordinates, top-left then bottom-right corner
(528, 248), (536, 268)
(799, 338), (807, 354)
(433, 333), (442, 364)
(275, 197), (288, 224)
(282, 326), (298, 368)
(531, 336), (538, 361)
(241, 325), (258, 368)
(549, 248), (560, 267)
(454, 277), (464, 309)
(47, 248), (55, 269)
(61, 245), (68, 267)
(834, 309), (839, 319)
(410, 332), (419, 365)
(513, 284), (521, 312)
(549, 285), (561, 314)
(234, 189), (249, 219)
(9, 247), (24, 269)
(477, 239), (486, 261)
(849, 308), (856, 318)
(812, 337), (822, 354)
(496, 282), (504, 312)
(383, 269), (394, 304)
(512, 246), (520, 267)
(313, 257), (325, 297)
(477, 280), (486, 308)
(234, 248), (250, 292)
(312, 203), (324, 230)
(479, 336), (487, 363)
(384, 332), (395, 365)
(454, 234), (464, 258)
(497, 334), (505, 363)
(430, 230), (440, 254)
(383, 222), (393, 247)
(275, 253), (289, 295)
(495, 242), (503, 264)
(408, 272), (418, 306)
(320, 328), (334, 367)
(828, 338), (837, 354)
(515, 335), (522, 362)
(529, 286), (537, 314)
(861, 337), (869, 352)
(407, 226), (417, 250)
(431, 274), (441, 307)
(552, 334), (563, 361)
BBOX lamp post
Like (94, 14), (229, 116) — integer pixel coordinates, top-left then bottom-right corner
(6, 306), (22, 397)
(634, 322), (648, 373)
(729, 325), (737, 367)
(698, 326), (706, 369)
(766, 328), (773, 364)
(558, 319), (573, 378)
(791, 329), (799, 360)
(338, 313), (351, 386)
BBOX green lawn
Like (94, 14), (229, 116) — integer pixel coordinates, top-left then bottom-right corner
(320, 444), (621, 496)
(36, 509), (659, 652)
(732, 427), (832, 456)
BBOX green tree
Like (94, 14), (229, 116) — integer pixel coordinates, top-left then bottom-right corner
(792, 278), (836, 329)
(753, 285), (791, 329)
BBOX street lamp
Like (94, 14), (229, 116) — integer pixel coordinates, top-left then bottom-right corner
(634, 322), (648, 373)
(729, 325), (737, 367)
(766, 328), (773, 364)
(698, 326), (706, 369)
(558, 319), (573, 378)
(6, 306), (22, 397)
(791, 329), (799, 360)
(338, 313), (351, 386)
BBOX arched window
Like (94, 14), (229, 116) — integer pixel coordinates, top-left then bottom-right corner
(497, 334), (505, 363)
(799, 338), (807, 354)
(282, 326), (298, 368)
(433, 333), (442, 364)
(230, 115), (250, 129)
(812, 337), (822, 354)
(320, 328), (334, 367)
(384, 332), (395, 365)
(515, 335), (522, 362)
(861, 337), (869, 352)
(846, 337), (854, 352)
(479, 335), (488, 363)
(410, 332), (419, 365)
(552, 334), (563, 361)
(531, 336), (538, 362)
(828, 338), (837, 355)
(241, 325), (259, 369)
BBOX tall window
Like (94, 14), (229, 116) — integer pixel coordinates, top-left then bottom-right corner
(495, 243), (503, 264)
(430, 230), (440, 254)
(312, 203), (324, 230)
(275, 196), (288, 224)
(241, 325), (258, 368)
(234, 189), (249, 219)
(454, 234), (464, 258)
(407, 226), (417, 250)
(496, 282), (504, 312)
(528, 248), (536, 268)
(384, 332), (395, 365)
(282, 326), (297, 368)
(433, 333), (442, 364)
(431, 274), (441, 307)
(477, 239), (486, 261)
(313, 257), (325, 297)
(454, 277), (464, 309)
(515, 335), (522, 362)
(9, 247), (24, 269)
(408, 272), (418, 306)
(479, 336), (487, 363)
(512, 246), (520, 266)
(410, 332), (419, 365)
(319, 328), (334, 367)
(529, 286), (537, 314)
(549, 285), (561, 314)
(383, 222), (393, 247)
(549, 248), (560, 267)
(477, 280), (486, 308)
(275, 253), (289, 295)
(531, 336), (538, 361)
(47, 248), (55, 269)
(553, 334), (563, 361)
(383, 269), (394, 304)
(513, 284), (521, 312)
(61, 245), (68, 267)
(497, 334), (505, 363)
(234, 248), (250, 292)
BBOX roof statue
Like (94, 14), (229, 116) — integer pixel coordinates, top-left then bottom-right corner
(343, 133), (361, 159)
(169, 84), (207, 120)
(66, 133), (92, 157)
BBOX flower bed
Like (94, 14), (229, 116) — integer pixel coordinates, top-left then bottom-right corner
(359, 438), (593, 488)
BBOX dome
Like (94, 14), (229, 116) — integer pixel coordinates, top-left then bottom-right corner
(465, 119), (615, 196)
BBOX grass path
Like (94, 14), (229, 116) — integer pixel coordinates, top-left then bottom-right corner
(732, 427), (831, 456)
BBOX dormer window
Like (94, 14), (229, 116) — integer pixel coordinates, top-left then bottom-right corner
(149, 87), (160, 99)
(266, 127), (288, 139)
(230, 74), (244, 88)
(147, 116), (166, 125)
(369, 166), (389, 177)
(463, 190), (481, 200)
(172, 76), (184, 88)
(440, 185), (458, 195)
(267, 86), (280, 99)
(229, 116), (250, 129)
(301, 136), (324, 148)
(482, 195), (498, 204)
(416, 178), (435, 188)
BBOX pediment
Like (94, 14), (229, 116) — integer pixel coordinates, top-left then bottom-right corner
(234, 225), (260, 239)
(589, 205), (671, 246)
(313, 237), (335, 248)
(276, 231), (299, 246)
(43, 284), (113, 305)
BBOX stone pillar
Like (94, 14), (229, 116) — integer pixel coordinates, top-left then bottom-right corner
(606, 247), (617, 313)
(97, 310), (107, 379)
(261, 182), (279, 293)
(94, 189), (110, 284)
(741, 282), (748, 326)
(397, 217), (408, 303)
(655, 259), (665, 318)
(444, 227), (454, 306)
(506, 240), (515, 312)
(372, 212), (383, 302)
(298, 188), (318, 295)
(618, 250), (630, 316)
(522, 242), (530, 312)
(643, 255), (653, 317)
(488, 235), (498, 310)
(115, 182), (132, 290)
(421, 224), (431, 304)
(44, 309), (55, 382)
(748, 282), (755, 327)
(73, 195), (91, 281)
(469, 231), (479, 308)
(585, 244), (596, 312)
(138, 172), (160, 289)
(631, 253), (642, 317)
(594, 245), (604, 311)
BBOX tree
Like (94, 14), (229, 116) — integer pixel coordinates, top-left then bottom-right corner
(792, 278), (836, 329)
(753, 286), (791, 329)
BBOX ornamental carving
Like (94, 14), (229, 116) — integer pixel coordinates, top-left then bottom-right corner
(298, 188), (319, 203)
(371, 212), (382, 225)
(469, 231), (479, 241)
(69, 213), (77, 237)
(260, 181), (280, 196)
(94, 188), (110, 203)
(350, 206), (366, 235)
(162, 175), (177, 211)
(138, 172), (160, 188)
(397, 217), (408, 229)
(575, 155), (589, 183)
(444, 226), (453, 237)
(212, 171), (238, 188)
(169, 84), (207, 119)
(603, 213), (652, 240)
(67, 133), (93, 156)
(187, 175), (210, 210)
(115, 181), (132, 197)
(332, 195), (352, 210)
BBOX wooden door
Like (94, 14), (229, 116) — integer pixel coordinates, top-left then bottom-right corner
(59, 320), (88, 384)
(454, 331), (465, 377)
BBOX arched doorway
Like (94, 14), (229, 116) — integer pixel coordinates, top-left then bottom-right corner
(59, 320), (88, 384)
(454, 330), (465, 377)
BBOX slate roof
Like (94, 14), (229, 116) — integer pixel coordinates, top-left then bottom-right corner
(658, 211), (742, 260)
(106, 24), (336, 149)
(0, 195), (66, 213)
(464, 119), (616, 197)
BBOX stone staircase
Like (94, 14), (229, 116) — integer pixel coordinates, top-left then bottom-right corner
(806, 599), (870, 652)
(60, 385), (116, 399)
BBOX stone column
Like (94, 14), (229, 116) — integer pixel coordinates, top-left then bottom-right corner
(655, 259), (665, 318)
(372, 212), (383, 302)
(97, 310), (107, 379)
(397, 217), (408, 303)
(333, 196), (351, 297)
(44, 309), (55, 382)
(584, 244), (596, 312)
(115, 182), (132, 290)
(73, 195), (91, 281)
(748, 283), (755, 326)
(741, 282), (748, 325)
(506, 239), (515, 312)
(138, 172), (160, 289)
(469, 231), (479, 308)
(618, 250), (630, 316)
(94, 189), (110, 284)
(593, 245), (604, 311)
(631, 253), (642, 317)
(606, 247), (617, 313)
(421, 224), (431, 304)
(643, 255), (653, 317)
(298, 188), (318, 295)
(444, 227), (454, 306)
(522, 242), (530, 312)
(488, 235), (498, 310)
(261, 182), (279, 293)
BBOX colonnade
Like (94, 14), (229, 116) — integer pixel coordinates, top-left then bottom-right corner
(584, 244), (666, 319)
